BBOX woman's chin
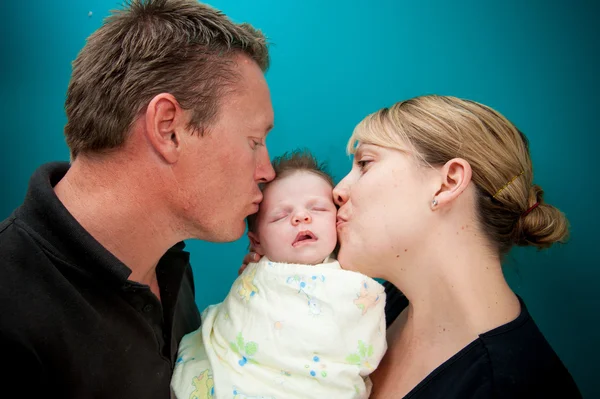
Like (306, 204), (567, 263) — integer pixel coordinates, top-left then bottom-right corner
(337, 251), (356, 271)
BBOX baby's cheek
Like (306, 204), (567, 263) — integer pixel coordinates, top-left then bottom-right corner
(326, 228), (339, 247)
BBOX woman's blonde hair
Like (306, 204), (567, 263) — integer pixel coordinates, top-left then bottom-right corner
(348, 95), (569, 256)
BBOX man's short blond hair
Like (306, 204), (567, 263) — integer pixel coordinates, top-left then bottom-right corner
(65, 0), (269, 158)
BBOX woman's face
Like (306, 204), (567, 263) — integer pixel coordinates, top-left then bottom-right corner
(333, 143), (434, 279)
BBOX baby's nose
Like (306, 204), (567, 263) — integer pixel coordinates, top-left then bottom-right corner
(292, 212), (312, 225)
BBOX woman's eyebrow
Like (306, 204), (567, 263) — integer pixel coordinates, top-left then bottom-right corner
(354, 146), (364, 161)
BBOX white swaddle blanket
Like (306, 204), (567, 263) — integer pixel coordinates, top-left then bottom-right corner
(171, 256), (387, 399)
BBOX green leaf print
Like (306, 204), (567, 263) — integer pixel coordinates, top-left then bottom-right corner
(346, 340), (375, 368)
(358, 341), (367, 358)
(245, 341), (258, 356)
(236, 333), (245, 352)
(346, 354), (361, 365)
(229, 332), (260, 366)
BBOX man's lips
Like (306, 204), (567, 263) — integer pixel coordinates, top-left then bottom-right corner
(252, 194), (263, 205)
(250, 195), (263, 212)
(336, 216), (348, 227)
(292, 230), (317, 247)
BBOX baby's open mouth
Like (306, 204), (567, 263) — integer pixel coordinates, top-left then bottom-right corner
(292, 230), (317, 246)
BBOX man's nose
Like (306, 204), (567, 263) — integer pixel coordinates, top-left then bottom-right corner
(255, 148), (275, 183)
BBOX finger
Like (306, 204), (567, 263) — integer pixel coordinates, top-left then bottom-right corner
(243, 252), (258, 264)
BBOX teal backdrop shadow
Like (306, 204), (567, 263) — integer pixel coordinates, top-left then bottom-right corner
(1, 0), (597, 396)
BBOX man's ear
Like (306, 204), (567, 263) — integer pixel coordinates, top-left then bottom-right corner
(432, 158), (472, 209)
(144, 93), (187, 164)
(247, 231), (266, 256)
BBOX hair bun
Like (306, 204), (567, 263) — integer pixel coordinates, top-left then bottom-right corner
(514, 185), (569, 249)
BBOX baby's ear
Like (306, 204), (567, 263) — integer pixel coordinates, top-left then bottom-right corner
(247, 231), (265, 256)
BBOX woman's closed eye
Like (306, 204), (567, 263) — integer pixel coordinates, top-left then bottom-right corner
(357, 159), (373, 170)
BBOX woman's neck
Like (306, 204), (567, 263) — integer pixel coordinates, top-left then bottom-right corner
(370, 237), (520, 399)
(386, 224), (520, 343)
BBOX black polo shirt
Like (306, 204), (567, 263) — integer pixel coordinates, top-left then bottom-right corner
(382, 282), (581, 398)
(0, 162), (201, 398)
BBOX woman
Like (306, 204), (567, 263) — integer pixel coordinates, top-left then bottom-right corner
(332, 95), (581, 398)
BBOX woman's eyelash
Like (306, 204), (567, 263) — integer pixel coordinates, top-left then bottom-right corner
(357, 159), (372, 168)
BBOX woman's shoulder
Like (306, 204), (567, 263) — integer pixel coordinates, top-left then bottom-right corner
(409, 297), (581, 398)
(403, 338), (493, 398)
(383, 290), (581, 398)
(478, 296), (582, 397)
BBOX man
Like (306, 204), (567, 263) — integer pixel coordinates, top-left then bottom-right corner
(0, 0), (275, 397)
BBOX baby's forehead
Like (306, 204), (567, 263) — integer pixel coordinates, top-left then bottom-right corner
(261, 172), (334, 207)
(266, 171), (332, 192)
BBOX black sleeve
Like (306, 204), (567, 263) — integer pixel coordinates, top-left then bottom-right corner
(0, 334), (48, 397)
(383, 280), (408, 328)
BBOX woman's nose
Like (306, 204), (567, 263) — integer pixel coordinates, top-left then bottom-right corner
(292, 211), (312, 226)
(333, 179), (349, 207)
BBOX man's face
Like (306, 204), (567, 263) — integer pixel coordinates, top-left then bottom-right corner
(251, 171), (338, 265)
(176, 55), (275, 242)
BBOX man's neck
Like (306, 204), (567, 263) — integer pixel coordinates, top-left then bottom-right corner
(54, 157), (180, 293)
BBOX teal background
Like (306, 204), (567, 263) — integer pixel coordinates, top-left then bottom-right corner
(1, 0), (597, 396)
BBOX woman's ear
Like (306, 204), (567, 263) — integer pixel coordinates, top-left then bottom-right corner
(432, 158), (472, 209)
(247, 231), (266, 256)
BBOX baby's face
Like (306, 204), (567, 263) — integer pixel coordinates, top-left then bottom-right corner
(251, 171), (337, 265)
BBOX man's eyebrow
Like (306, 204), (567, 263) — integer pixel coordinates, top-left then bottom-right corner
(264, 123), (274, 135)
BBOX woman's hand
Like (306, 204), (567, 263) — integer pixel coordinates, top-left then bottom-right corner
(239, 252), (261, 275)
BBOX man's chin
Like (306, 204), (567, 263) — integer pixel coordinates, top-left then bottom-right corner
(194, 221), (246, 243)
(220, 223), (246, 242)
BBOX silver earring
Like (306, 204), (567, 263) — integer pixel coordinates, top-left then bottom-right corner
(432, 198), (438, 207)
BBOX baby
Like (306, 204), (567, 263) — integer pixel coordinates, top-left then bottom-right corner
(171, 150), (386, 399)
